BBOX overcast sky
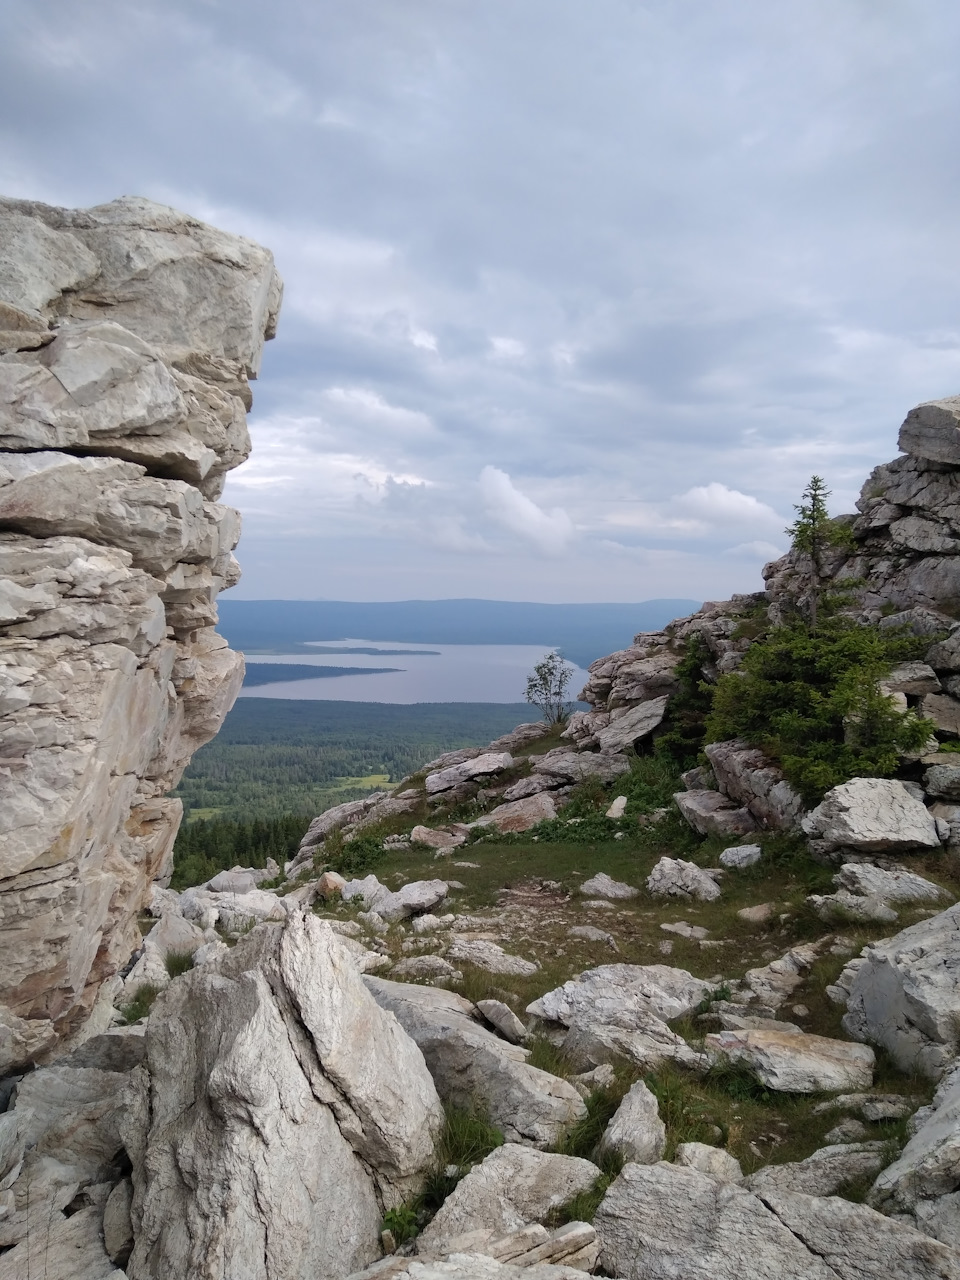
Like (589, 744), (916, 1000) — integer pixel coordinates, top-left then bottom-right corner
(4, 1), (960, 602)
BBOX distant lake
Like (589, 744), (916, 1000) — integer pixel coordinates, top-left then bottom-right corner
(237, 639), (591, 705)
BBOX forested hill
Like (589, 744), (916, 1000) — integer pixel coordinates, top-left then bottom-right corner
(217, 598), (700, 670)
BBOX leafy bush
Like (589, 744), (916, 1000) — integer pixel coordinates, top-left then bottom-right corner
(704, 618), (932, 804)
(650, 634), (716, 769)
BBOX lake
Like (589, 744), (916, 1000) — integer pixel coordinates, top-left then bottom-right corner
(237, 638), (591, 704)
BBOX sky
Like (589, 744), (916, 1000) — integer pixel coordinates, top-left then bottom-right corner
(3, 0), (960, 602)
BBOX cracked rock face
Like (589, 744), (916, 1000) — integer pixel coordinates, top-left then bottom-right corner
(126, 916), (444, 1280)
(0, 194), (281, 1073)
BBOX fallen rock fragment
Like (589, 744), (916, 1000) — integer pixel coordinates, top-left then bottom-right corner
(674, 1142), (743, 1182)
(447, 939), (540, 977)
(579, 871), (638, 900)
(745, 1142), (888, 1196)
(365, 978), (585, 1148)
(674, 788), (758, 837)
(473, 792), (558, 833)
(705, 1028), (875, 1092)
(477, 998), (528, 1044)
(416, 1143), (599, 1256)
(719, 843), (762, 868)
(599, 1080), (666, 1164)
(426, 752), (514, 794)
(647, 856), (721, 901)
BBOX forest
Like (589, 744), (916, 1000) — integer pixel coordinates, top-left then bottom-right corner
(170, 698), (534, 881)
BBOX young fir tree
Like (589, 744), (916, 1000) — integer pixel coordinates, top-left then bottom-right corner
(785, 475), (853, 631)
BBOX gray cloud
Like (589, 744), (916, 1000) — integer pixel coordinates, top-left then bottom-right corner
(3, 0), (960, 600)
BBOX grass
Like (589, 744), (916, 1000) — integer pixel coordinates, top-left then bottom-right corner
(120, 982), (161, 1024)
(164, 950), (195, 978)
(381, 1103), (505, 1242)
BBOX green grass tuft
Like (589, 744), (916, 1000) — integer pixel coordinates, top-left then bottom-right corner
(120, 982), (161, 1024)
(164, 950), (195, 978)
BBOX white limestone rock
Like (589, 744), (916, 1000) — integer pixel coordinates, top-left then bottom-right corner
(595, 1160), (960, 1280)
(705, 1028), (875, 1093)
(477, 999), (528, 1044)
(579, 871), (638, 900)
(595, 696), (669, 752)
(647, 856), (721, 902)
(411, 824), (468, 850)
(473, 792), (558, 833)
(674, 1142), (743, 1182)
(704, 739), (805, 831)
(365, 978), (585, 1148)
(745, 1142), (888, 1196)
(531, 749), (631, 784)
(674, 788), (758, 837)
(599, 1080), (666, 1164)
(719, 843), (762, 868)
(842, 902), (960, 1077)
(802, 778), (941, 854)
(871, 1063), (960, 1224)
(126, 916), (443, 1280)
(447, 938), (539, 977)
(529, 963), (711, 1028)
(835, 862), (948, 904)
(425, 752), (514, 794)
(416, 1144), (600, 1255)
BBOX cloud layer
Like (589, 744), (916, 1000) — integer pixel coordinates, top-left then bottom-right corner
(3, 0), (960, 600)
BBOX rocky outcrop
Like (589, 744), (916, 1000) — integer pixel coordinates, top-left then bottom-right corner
(126, 916), (443, 1280)
(0, 195), (280, 1072)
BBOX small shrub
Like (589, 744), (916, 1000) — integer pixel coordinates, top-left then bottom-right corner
(703, 1058), (774, 1104)
(120, 982), (161, 1024)
(382, 1203), (420, 1244)
(164, 950), (194, 979)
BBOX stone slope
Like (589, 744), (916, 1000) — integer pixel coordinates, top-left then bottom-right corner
(0, 194), (281, 1073)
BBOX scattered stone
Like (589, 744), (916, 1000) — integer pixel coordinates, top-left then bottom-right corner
(745, 1142), (889, 1197)
(124, 916), (443, 1279)
(529, 963), (712, 1027)
(802, 778), (941, 854)
(582, 899), (616, 910)
(674, 1142), (743, 1183)
(390, 956), (461, 982)
(660, 920), (709, 940)
(599, 1080), (666, 1165)
(738, 902), (776, 924)
(605, 795), (628, 819)
(719, 843), (762, 868)
(570, 1063), (616, 1098)
(416, 1143), (600, 1256)
(205, 869), (257, 894)
(411, 913), (455, 935)
(531, 749), (630, 785)
(705, 1029), (875, 1092)
(316, 871), (347, 897)
(579, 872), (638, 900)
(477, 999), (528, 1044)
(740, 942), (822, 1009)
(647, 857), (721, 902)
(824, 1118), (870, 1144)
(410, 825), (468, 851)
(808, 890), (899, 924)
(567, 925), (619, 950)
(704, 740), (806, 831)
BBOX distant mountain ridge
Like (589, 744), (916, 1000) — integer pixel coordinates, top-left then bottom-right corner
(217, 598), (702, 670)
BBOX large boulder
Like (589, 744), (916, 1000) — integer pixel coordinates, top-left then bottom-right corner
(472, 792), (558, 833)
(599, 1080), (666, 1164)
(595, 696), (669, 751)
(745, 1143), (889, 1197)
(595, 1161), (960, 1280)
(125, 916), (443, 1280)
(425, 752), (514, 794)
(802, 778), (941, 855)
(842, 903), (960, 1077)
(647, 856), (721, 902)
(365, 977), (585, 1148)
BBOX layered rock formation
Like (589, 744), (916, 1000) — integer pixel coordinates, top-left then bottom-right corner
(0, 195), (281, 1073)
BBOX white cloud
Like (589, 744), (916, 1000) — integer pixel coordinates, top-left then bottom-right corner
(726, 540), (785, 560)
(489, 336), (527, 360)
(674, 482), (784, 532)
(321, 387), (434, 436)
(479, 466), (574, 556)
